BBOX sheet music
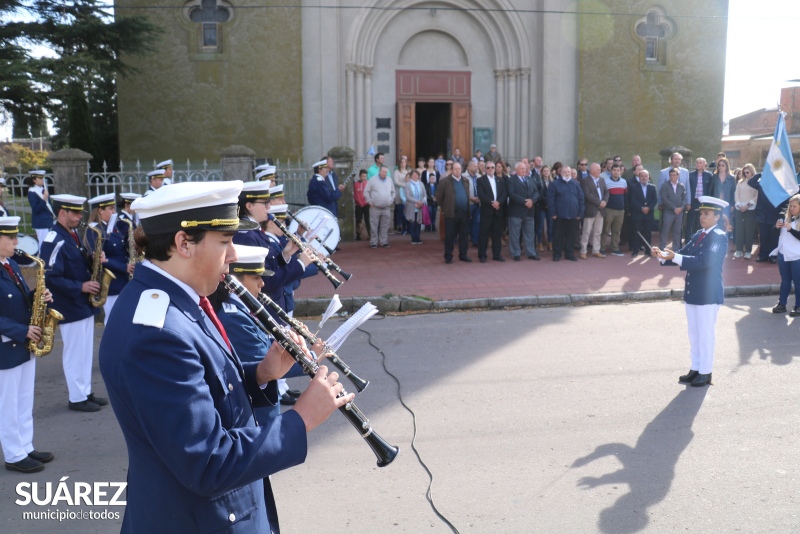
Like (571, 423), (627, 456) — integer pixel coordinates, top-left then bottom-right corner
(319, 294), (342, 329)
(326, 303), (378, 352)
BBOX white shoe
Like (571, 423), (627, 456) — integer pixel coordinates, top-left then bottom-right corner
(744, 252), (751, 259)
(733, 251), (743, 258)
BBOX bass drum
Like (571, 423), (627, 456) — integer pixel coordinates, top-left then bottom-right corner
(288, 206), (340, 256)
(14, 234), (39, 266)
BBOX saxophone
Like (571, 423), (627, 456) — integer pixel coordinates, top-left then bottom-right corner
(121, 217), (138, 280)
(15, 250), (64, 357)
(87, 224), (116, 308)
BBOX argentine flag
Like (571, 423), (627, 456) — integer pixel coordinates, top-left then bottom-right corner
(760, 112), (799, 207)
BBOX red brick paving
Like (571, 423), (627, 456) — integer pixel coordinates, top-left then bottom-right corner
(295, 231), (779, 301)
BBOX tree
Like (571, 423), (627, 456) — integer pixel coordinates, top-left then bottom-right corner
(0, 0), (158, 169)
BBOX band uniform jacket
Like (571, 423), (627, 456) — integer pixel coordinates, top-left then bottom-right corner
(27, 185), (54, 229)
(99, 265), (307, 534)
(688, 170), (716, 207)
(434, 175), (471, 219)
(307, 171), (342, 216)
(579, 175), (610, 218)
(673, 226), (728, 305)
(629, 182), (658, 223)
(477, 175), (508, 218)
(506, 173), (539, 219)
(0, 258), (34, 369)
(39, 224), (96, 324)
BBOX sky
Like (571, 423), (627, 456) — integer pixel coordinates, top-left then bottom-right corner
(1, 0), (798, 142)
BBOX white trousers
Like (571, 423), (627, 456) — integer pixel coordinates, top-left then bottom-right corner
(0, 357), (36, 463)
(685, 303), (720, 374)
(34, 228), (50, 245)
(103, 294), (118, 326)
(60, 317), (95, 403)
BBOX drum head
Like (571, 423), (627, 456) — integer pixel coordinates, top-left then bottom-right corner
(17, 234), (39, 256)
(288, 206), (340, 255)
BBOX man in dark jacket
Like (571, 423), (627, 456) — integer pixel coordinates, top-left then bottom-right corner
(629, 169), (659, 257)
(435, 162), (472, 264)
(476, 161), (508, 262)
(547, 165), (584, 261)
(748, 172), (787, 263)
(507, 161), (540, 261)
(686, 158), (716, 239)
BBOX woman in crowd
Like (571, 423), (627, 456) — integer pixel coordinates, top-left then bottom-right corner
(495, 161), (508, 181)
(415, 157), (426, 177)
(393, 155), (410, 233)
(772, 194), (800, 316)
(733, 163), (758, 259)
(422, 158), (440, 232)
(713, 157), (736, 234)
(536, 165), (552, 251)
(548, 162), (563, 251)
(404, 169), (427, 245)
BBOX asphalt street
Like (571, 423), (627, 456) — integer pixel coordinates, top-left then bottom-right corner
(1, 295), (798, 533)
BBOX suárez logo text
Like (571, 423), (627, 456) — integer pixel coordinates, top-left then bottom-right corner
(16, 477), (126, 506)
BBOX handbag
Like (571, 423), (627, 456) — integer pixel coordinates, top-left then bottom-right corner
(421, 204), (431, 226)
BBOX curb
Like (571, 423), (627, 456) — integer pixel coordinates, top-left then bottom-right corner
(294, 284), (780, 317)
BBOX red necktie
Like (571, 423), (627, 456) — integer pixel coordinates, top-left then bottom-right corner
(199, 296), (232, 353)
(70, 231), (80, 247)
(3, 262), (18, 284)
(696, 232), (707, 246)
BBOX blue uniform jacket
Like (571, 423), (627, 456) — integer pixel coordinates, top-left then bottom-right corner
(547, 177), (585, 219)
(40, 224), (95, 324)
(99, 265), (307, 534)
(86, 222), (129, 296)
(0, 259), (34, 369)
(675, 226), (727, 305)
(307, 172), (342, 216)
(27, 187), (54, 229)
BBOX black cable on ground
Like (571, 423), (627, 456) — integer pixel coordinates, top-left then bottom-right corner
(356, 316), (461, 534)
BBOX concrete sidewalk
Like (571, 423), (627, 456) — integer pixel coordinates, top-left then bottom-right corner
(295, 231), (781, 314)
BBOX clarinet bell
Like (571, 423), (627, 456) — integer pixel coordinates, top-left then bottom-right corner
(339, 270), (353, 282)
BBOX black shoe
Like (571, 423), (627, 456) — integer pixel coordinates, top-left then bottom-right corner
(691, 373), (712, 387)
(773, 304), (787, 313)
(370, 244), (377, 248)
(479, 258), (487, 263)
(5, 457), (44, 473)
(513, 256), (521, 261)
(445, 258), (452, 264)
(493, 256), (506, 262)
(459, 257), (472, 263)
(755, 257), (769, 263)
(791, 307), (800, 317)
(553, 255), (561, 262)
(679, 370), (699, 383)
(279, 393), (296, 406)
(68, 400), (101, 413)
(286, 389), (302, 399)
(565, 255), (578, 262)
(381, 244), (390, 248)
(87, 393), (108, 406)
(28, 450), (54, 464)
(769, 257), (778, 264)
(528, 255), (540, 261)
(631, 250), (639, 257)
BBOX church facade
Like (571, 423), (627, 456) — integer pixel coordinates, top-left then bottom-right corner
(117, 0), (728, 170)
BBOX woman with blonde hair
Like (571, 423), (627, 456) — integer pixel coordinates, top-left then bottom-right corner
(733, 163), (758, 258)
(393, 155), (410, 234)
(773, 194), (800, 315)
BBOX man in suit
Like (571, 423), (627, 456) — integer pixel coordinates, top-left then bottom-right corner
(629, 169), (658, 257)
(307, 158), (344, 217)
(463, 160), (482, 247)
(0, 217), (55, 473)
(658, 152), (690, 208)
(579, 163), (609, 259)
(435, 162), (472, 263)
(39, 195), (108, 413)
(652, 196), (729, 387)
(99, 181), (347, 533)
(659, 168), (688, 251)
(506, 161), (540, 261)
(476, 161), (508, 262)
(548, 165), (584, 262)
(686, 157), (717, 239)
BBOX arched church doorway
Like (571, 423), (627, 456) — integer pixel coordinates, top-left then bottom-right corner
(396, 70), (471, 166)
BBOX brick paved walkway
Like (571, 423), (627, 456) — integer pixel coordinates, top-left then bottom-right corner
(296, 231), (779, 302)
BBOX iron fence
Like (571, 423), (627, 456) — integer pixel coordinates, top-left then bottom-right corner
(85, 160), (224, 199)
(274, 158), (313, 208)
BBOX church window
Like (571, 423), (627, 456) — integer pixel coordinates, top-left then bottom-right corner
(185, 0), (232, 54)
(634, 6), (675, 69)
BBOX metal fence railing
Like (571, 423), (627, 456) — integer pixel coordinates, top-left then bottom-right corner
(85, 160), (225, 199)
(274, 158), (313, 209)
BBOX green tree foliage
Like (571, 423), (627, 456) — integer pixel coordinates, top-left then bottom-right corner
(0, 0), (158, 170)
(0, 143), (49, 173)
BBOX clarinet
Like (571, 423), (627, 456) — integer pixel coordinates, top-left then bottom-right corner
(270, 216), (344, 289)
(286, 212), (353, 282)
(256, 292), (368, 392)
(223, 275), (398, 467)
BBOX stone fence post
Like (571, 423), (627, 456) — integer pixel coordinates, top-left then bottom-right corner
(49, 149), (92, 197)
(329, 146), (355, 241)
(221, 145), (255, 182)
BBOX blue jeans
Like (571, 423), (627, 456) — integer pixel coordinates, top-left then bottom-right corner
(408, 220), (421, 243)
(534, 206), (547, 245)
(778, 253), (800, 307)
(469, 203), (481, 244)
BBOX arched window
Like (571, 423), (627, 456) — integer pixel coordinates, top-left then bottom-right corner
(184, 0), (233, 54)
(634, 6), (675, 69)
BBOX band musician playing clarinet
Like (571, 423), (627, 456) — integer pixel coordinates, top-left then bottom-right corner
(99, 181), (349, 533)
